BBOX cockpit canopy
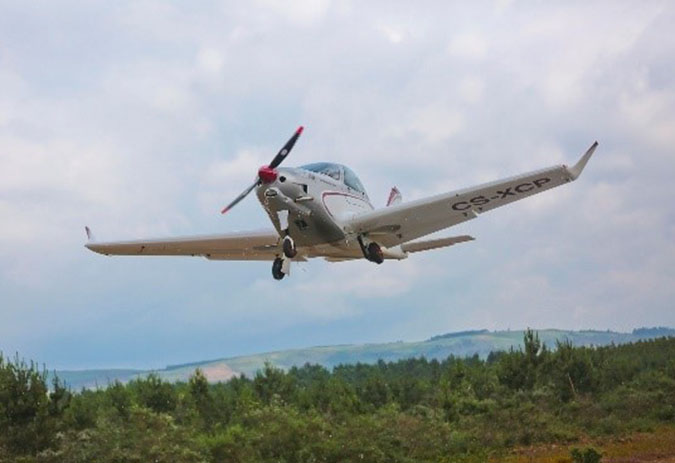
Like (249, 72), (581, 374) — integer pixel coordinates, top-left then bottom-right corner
(300, 162), (368, 195)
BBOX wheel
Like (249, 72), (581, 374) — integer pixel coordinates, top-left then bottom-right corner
(367, 242), (384, 264)
(282, 236), (297, 258)
(272, 257), (285, 280)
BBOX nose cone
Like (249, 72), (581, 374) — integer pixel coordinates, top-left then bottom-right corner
(258, 165), (278, 184)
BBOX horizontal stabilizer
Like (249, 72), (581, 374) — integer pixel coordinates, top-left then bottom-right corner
(401, 235), (475, 253)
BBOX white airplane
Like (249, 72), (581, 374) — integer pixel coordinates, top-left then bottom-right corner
(86, 127), (598, 280)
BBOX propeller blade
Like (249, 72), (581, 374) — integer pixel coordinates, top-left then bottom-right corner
(221, 126), (303, 215)
(221, 181), (258, 214)
(269, 126), (303, 168)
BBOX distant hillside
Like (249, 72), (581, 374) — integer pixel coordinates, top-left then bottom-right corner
(55, 327), (675, 390)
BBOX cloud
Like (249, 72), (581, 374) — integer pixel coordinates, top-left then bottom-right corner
(448, 33), (488, 59)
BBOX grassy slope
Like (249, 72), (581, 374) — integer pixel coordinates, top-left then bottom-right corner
(55, 328), (671, 390)
(164, 329), (653, 378)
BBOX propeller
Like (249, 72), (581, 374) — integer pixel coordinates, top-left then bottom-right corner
(221, 126), (304, 214)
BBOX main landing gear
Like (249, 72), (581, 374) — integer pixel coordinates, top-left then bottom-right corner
(358, 236), (384, 264)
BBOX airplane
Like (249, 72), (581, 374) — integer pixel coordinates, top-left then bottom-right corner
(85, 126), (598, 280)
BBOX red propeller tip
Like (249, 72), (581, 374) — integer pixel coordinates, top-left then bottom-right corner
(221, 207), (229, 214)
(296, 126), (304, 135)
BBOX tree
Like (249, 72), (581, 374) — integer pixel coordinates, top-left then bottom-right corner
(360, 374), (390, 409)
(107, 380), (131, 419)
(497, 329), (545, 391)
(0, 354), (53, 453)
(48, 375), (71, 419)
(188, 368), (214, 430)
(253, 362), (295, 405)
(132, 373), (177, 414)
(550, 340), (596, 401)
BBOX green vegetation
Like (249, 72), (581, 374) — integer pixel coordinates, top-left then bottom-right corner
(570, 447), (602, 463)
(3, 332), (675, 462)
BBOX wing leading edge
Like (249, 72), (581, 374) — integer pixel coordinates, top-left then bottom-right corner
(344, 142), (598, 248)
(84, 229), (294, 261)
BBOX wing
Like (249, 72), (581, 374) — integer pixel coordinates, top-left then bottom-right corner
(84, 229), (300, 261)
(344, 142), (598, 247)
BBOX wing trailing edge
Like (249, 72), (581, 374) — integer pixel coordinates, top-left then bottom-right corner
(401, 235), (475, 253)
(83, 229), (281, 261)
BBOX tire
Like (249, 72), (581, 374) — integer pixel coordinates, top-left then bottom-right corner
(367, 242), (384, 264)
(272, 257), (285, 280)
(283, 236), (297, 258)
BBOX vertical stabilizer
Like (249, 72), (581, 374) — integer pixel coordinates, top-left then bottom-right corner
(387, 187), (402, 207)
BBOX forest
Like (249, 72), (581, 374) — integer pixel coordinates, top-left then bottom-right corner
(1, 331), (674, 462)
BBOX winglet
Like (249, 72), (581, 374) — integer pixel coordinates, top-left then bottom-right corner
(567, 141), (598, 180)
(85, 226), (95, 242)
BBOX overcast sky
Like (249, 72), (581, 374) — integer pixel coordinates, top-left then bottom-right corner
(1, 1), (674, 370)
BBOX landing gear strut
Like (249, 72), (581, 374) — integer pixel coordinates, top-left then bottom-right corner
(272, 257), (285, 280)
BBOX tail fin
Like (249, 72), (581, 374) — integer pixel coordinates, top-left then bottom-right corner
(387, 187), (402, 207)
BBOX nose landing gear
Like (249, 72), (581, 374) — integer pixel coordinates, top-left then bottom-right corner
(282, 235), (297, 258)
(272, 235), (297, 280)
(272, 257), (285, 280)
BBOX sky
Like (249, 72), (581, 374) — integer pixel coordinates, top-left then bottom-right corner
(1, 1), (674, 370)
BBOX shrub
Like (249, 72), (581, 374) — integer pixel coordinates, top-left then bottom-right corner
(570, 446), (602, 463)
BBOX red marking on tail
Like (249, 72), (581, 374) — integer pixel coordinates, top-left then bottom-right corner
(387, 187), (401, 207)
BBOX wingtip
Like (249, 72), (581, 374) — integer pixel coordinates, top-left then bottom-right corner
(568, 141), (598, 180)
(85, 226), (94, 242)
(296, 125), (304, 135)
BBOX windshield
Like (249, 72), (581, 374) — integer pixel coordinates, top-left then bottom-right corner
(300, 162), (341, 181)
(301, 162), (368, 195)
(343, 165), (366, 194)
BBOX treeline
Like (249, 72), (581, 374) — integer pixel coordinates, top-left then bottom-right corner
(1, 332), (674, 462)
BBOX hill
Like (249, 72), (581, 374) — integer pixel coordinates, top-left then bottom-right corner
(55, 327), (675, 390)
